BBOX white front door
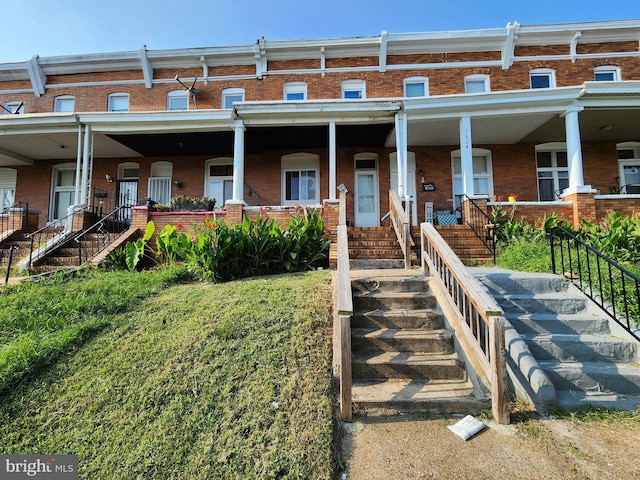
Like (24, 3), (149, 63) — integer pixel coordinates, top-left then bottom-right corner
(50, 167), (77, 221)
(390, 152), (417, 225)
(354, 170), (379, 227)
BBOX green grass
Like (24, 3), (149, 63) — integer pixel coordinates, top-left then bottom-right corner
(0, 269), (335, 479)
(496, 237), (553, 272)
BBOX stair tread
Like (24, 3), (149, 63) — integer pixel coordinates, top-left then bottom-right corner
(538, 359), (640, 372)
(352, 328), (451, 339)
(521, 333), (630, 342)
(352, 378), (480, 403)
(352, 351), (461, 364)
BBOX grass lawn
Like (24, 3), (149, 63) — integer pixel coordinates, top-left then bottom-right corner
(0, 269), (335, 479)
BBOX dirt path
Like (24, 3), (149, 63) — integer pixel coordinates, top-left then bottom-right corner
(340, 412), (640, 480)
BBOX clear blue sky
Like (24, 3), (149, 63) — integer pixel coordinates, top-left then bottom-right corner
(1, 0), (639, 63)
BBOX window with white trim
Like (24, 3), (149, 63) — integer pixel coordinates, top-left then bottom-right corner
(54, 96), (75, 112)
(404, 76), (428, 97)
(281, 153), (319, 205)
(594, 66), (621, 82)
(617, 142), (640, 194)
(222, 88), (245, 109)
(108, 93), (130, 112)
(451, 149), (493, 208)
(464, 74), (490, 94)
(2, 101), (24, 114)
(530, 69), (556, 89)
(50, 163), (77, 220)
(536, 144), (568, 200)
(205, 158), (234, 206)
(341, 80), (366, 99)
(148, 161), (172, 205)
(0, 168), (17, 210)
(167, 90), (188, 111)
(284, 82), (307, 100)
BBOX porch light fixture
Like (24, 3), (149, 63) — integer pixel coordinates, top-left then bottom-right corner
(174, 180), (183, 188)
(105, 174), (113, 183)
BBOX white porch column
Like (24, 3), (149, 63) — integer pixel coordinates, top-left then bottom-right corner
(231, 120), (245, 203)
(74, 125), (83, 204)
(394, 111), (406, 198)
(459, 116), (474, 197)
(563, 108), (593, 194)
(328, 121), (336, 200)
(80, 124), (90, 204)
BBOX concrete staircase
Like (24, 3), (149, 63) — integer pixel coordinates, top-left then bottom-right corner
(475, 269), (640, 410)
(30, 232), (121, 272)
(347, 226), (418, 269)
(350, 271), (489, 414)
(436, 224), (493, 264)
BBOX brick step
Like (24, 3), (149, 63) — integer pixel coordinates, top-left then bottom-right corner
(352, 352), (466, 380)
(348, 241), (404, 249)
(351, 328), (454, 353)
(40, 256), (79, 266)
(350, 250), (404, 259)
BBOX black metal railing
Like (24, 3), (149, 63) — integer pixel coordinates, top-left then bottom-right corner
(458, 194), (496, 264)
(549, 226), (640, 342)
(74, 205), (132, 265)
(1, 245), (18, 284)
(0, 202), (29, 236)
(25, 210), (78, 270)
(90, 185), (116, 216)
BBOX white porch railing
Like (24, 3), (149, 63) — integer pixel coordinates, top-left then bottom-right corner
(420, 222), (510, 424)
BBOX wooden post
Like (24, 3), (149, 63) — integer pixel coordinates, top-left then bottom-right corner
(490, 316), (510, 424)
(340, 314), (352, 422)
(337, 184), (348, 226)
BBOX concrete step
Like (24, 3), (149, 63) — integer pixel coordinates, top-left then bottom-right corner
(352, 276), (430, 294)
(478, 272), (569, 295)
(352, 351), (465, 380)
(351, 328), (454, 353)
(352, 378), (489, 414)
(494, 293), (588, 315)
(523, 333), (637, 362)
(540, 360), (640, 395)
(505, 312), (610, 335)
(555, 389), (640, 411)
(351, 308), (445, 330)
(353, 291), (437, 311)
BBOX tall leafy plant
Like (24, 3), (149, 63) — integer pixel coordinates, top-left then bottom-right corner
(125, 221), (155, 271)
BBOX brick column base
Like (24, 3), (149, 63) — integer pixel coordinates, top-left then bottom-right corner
(224, 203), (244, 224)
(563, 192), (596, 227)
(132, 206), (151, 231)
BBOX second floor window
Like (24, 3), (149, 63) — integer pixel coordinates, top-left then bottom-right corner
(594, 66), (621, 82)
(464, 75), (490, 94)
(54, 96), (75, 112)
(167, 90), (188, 111)
(284, 82), (307, 100)
(2, 101), (24, 114)
(341, 80), (366, 100)
(404, 77), (428, 98)
(530, 69), (555, 89)
(108, 93), (130, 112)
(222, 88), (245, 109)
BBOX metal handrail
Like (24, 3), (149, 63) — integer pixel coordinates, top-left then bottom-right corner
(549, 226), (640, 342)
(458, 194), (496, 264)
(389, 190), (411, 269)
(25, 209), (80, 270)
(420, 222), (509, 424)
(73, 205), (132, 265)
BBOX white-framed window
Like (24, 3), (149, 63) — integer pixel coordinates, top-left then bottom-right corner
(108, 93), (130, 112)
(404, 76), (429, 98)
(2, 101), (24, 115)
(617, 142), (640, 194)
(205, 158), (234, 206)
(530, 69), (556, 89)
(281, 153), (319, 205)
(54, 96), (75, 113)
(148, 161), (172, 205)
(167, 90), (188, 111)
(222, 88), (245, 109)
(594, 66), (621, 82)
(341, 79), (366, 100)
(284, 82), (307, 101)
(451, 148), (493, 208)
(536, 143), (569, 200)
(50, 163), (78, 220)
(464, 74), (490, 94)
(0, 168), (17, 210)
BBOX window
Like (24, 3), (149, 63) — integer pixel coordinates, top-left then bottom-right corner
(617, 142), (640, 194)
(530, 69), (555, 89)
(536, 144), (569, 200)
(451, 149), (493, 208)
(594, 66), (621, 82)
(464, 75), (490, 94)
(167, 90), (188, 111)
(284, 82), (307, 100)
(0, 168), (17, 210)
(205, 158), (234, 206)
(281, 153), (319, 205)
(148, 161), (172, 205)
(108, 93), (130, 112)
(54, 96), (75, 112)
(50, 164), (77, 220)
(341, 80), (366, 100)
(2, 101), (24, 115)
(222, 88), (245, 109)
(404, 77), (428, 98)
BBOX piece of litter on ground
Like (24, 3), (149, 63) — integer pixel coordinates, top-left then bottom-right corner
(447, 415), (487, 440)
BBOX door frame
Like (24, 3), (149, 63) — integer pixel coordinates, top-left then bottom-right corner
(354, 153), (379, 227)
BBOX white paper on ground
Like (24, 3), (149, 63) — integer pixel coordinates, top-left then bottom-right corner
(447, 415), (487, 440)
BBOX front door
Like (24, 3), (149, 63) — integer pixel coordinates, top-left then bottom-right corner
(117, 180), (138, 222)
(354, 170), (379, 227)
